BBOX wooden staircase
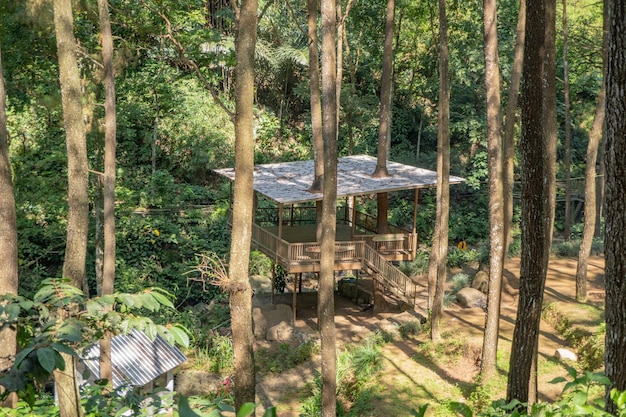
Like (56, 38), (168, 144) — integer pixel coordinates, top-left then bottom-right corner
(362, 244), (418, 307)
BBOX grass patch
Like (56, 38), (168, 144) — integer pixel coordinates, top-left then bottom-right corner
(255, 340), (319, 373)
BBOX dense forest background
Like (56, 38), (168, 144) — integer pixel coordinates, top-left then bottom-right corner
(0, 0), (603, 305)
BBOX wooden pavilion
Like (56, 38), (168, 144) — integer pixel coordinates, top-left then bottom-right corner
(215, 155), (464, 315)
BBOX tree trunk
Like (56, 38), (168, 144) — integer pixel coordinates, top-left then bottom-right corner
(506, 0), (554, 403)
(97, 0), (117, 385)
(595, 138), (605, 238)
(603, 0), (626, 412)
(480, 0), (504, 381)
(320, 0), (338, 414)
(562, 0), (572, 241)
(428, 0), (450, 342)
(229, 0), (258, 410)
(0, 40), (19, 409)
(372, 0), (394, 180)
(308, 0), (323, 194)
(576, 0), (607, 303)
(53, 0), (89, 413)
(373, 0), (395, 235)
(576, 86), (605, 302)
(502, 0), (525, 259)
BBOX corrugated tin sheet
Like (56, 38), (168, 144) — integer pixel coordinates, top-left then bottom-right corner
(214, 154), (465, 204)
(80, 329), (187, 389)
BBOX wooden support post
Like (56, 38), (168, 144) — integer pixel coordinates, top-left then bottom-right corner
(278, 202), (284, 239)
(292, 274), (297, 324)
(412, 188), (419, 254)
(271, 262), (276, 304)
(351, 195), (357, 239)
(298, 272), (303, 293)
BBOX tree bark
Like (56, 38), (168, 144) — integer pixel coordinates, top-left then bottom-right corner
(373, 0), (395, 235)
(576, 0), (607, 303)
(480, 0), (504, 381)
(506, 0), (555, 403)
(320, 0), (338, 414)
(502, 0), (525, 260)
(562, 0), (572, 241)
(97, 0), (117, 385)
(229, 0), (258, 410)
(528, 0), (557, 403)
(372, 0), (394, 179)
(308, 0), (324, 194)
(428, 0), (450, 342)
(53, 0), (88, 413)
(603, 0), (626, 412)
(0, 40), (19, 409)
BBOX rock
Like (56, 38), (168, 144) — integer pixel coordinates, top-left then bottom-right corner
(253, 304), (293, 340)
(456, 287), (487, 308)
(266, 323), (293, 341)
(555, 348), (578, 361)
(252, 307), (267, 338)
(471, 271), (489, 294)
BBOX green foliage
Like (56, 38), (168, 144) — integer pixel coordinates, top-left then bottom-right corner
(255, 340), (319, 374)
(417, 368), (626, 416)
(398, 321), (422, 339)
(451, 272), (471, 293)
(552, 238), (605, 257)
(200, 333), (234, 374)
(300, 332), (387, 416)
(0, 279), (189, 408)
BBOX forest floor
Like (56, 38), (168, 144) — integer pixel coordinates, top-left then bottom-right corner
(252, 255), (606, 417)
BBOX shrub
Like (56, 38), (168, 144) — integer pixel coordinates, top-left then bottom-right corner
(398, 321), (422, 339)
(451, 272), (470, 293)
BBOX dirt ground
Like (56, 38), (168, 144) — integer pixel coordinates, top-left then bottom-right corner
(252, 255), (606, 416)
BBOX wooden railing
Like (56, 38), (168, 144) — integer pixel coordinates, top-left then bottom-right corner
(255, 206), (350, 227)
(250, 222), (364, 272)
(363, 244), (418, 305)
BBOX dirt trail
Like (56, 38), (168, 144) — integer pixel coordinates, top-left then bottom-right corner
(254, 255), (606, 416)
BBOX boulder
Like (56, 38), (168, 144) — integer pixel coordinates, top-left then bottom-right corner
(555, 348), (578, 362)
(266, 322), (293, 341)
(471, 271), (489, 294)
(456, 287), (487, 308)
(253, 304), (293, 340)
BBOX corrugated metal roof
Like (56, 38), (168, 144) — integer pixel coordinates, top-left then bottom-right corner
(80, 329), (187, 389)
(214, 154), (465, 204)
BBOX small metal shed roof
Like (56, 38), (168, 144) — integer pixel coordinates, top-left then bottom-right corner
(80, 329), (187, 389)
(214, 154), (465, 204)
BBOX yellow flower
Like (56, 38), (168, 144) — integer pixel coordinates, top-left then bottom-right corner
(153, 229), (160, 236)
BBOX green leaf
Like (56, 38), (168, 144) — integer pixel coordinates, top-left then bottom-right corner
(117, 294), (136, 309)
(50, 342), (77, 357)
(236, 403), (256, 417)
(168, 325), (190, 348)
(567, 367), (578, 378)
(114, 406), (132, 417)
(151, 291), (174, 309)
(57, 321), (83, 343)
(262, 406), (277, 417)
(449, 402), (473, 417)
(549, 376), (567, 384)
(177, 395), (202, 417)
(53, 349), (66, 372)
(572, 390), (588, 406)
(5, 303), (20, 321)
(140, 293), (159, 311)
(37, 347), (57, 373)
(14, 346), (35, 368)
(85, 300), (104, 315)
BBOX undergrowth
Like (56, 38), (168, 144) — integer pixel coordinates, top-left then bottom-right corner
(541, 302), (605, 371)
